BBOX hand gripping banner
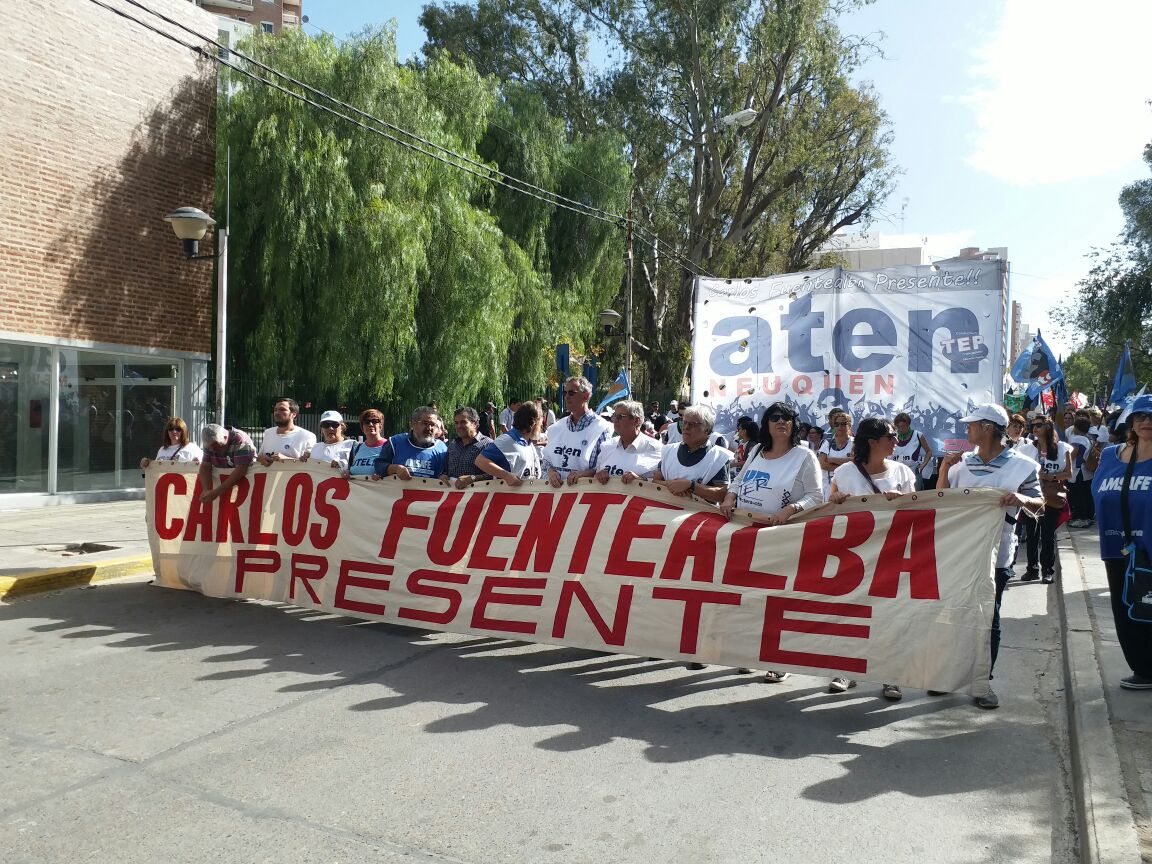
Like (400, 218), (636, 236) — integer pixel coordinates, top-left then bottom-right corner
(146, 464), (1005, 694)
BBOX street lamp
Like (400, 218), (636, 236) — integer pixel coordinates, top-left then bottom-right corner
(598, 308), (622, 337)
(719, 108), (758, 129)
(165, 206), (229, 425)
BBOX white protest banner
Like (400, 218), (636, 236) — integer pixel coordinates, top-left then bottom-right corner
(147, 463), (1005, 693)
(691, 260), (1008, 444)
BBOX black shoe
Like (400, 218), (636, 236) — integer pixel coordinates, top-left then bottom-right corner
(926, 690), (949, 696)
(1021, 568), (1040, 582)
(1042, 571), (1054, 584)
(686, 662), (706, 670)
(974, 688), (999, 710)
(1120, 674), (1152, 690)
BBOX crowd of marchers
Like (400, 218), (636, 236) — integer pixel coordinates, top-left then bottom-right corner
(140, 383), (1152, 704)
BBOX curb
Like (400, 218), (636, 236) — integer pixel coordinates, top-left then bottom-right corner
(0, 555), (154, 600)
(1058, 526), (1144, 864)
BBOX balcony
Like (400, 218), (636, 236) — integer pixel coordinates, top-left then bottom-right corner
(282, 0), (300, 6)
(204, 0), (253, 11)
(282, 12), (300, 26)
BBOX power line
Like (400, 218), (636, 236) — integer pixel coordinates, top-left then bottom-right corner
(94, 0), (716, 279)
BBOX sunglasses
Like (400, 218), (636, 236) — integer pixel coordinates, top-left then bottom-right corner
(563, 389), (584, 396)
(321, 421), (340, 429)
(833, 421), (850, 427)
(165, 427), (181, 432)
(361, 418), (382, 426)
(765, 413), (792, 423)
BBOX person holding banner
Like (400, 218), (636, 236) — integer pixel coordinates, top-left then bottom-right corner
(543, 376), (612, 487)
(139, 417), (202, 468)
(826, 416), (917, 701)
(938, 404), (1044, 710)
(196, 423), (256, 504)
(441, 407), (493, 490)
(593, 401), (662, 483)
(474, 401), (543, 485)
(1091, 394), (1152, 690)
(653, 405), (733, 504)
(302, 411), (354, 469)
(373, 406), (448, 480)
(344, 409), (387, 478)
(720, 401), (821, 684)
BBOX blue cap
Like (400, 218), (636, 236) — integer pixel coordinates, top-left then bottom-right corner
(1129, 394), (1152, 415)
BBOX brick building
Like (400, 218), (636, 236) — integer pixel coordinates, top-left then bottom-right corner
(1, 0), (218, 504)
(196, 0), (302, 42)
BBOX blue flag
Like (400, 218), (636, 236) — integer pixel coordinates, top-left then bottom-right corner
(555, 344), (570, 381)
(595, 370), (631, 413)
(1010, 330), (1064, 399)
(1110, 342), (1137, 406)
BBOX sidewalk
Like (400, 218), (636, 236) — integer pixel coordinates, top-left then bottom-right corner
(0, 501), (152, 599)
(1061, 522), (1150, 863)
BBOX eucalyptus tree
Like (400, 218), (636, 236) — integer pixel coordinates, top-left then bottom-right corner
(421, 0), (895, 394)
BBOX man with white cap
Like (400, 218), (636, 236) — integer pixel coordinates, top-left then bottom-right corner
(661, 399), (683, 444)
(937, 403), (1044, 709)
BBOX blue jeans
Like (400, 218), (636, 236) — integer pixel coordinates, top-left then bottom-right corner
(989, 566), (1013, 677)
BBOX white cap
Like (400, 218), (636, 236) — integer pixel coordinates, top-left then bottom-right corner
(320, 410), (343, 424)
(960, 403), (1009, 427)
(668, 399), (679, 408)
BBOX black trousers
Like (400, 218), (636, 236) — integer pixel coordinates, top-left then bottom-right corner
(1024, 508), (1061, 573)
(1068, 478), (1095, 520)
(1104, 557), (1152, 678)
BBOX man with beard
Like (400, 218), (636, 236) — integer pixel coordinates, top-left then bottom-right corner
(373, 406), (448, 480)
(258, 397), (316, 465)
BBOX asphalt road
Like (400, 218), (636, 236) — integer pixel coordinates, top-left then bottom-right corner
(1, 573), (1076, 864)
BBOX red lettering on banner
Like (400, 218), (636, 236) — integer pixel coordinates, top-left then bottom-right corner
(471, 575), (547, 634)
(510, 492), (578, 573)
(660, 512), (726, 582)
(651, 586), (741, 654)
(247, 473), (278, 545)
(214, 477), (250, 543)
(309, 478), (348, 550)
(398, 569), (469, 625)
(428, 492), (486, 566)
(235, 549), (280, 593)
(155, 473), (188, 540)
(468, 493), (532, 571)
(552, 582), (634, 646)
(333, 560), (393, 616)
(182, 480), (215, 542)
(282, 473), (314, 547)
(793, 512), (874, 595)
(378, 489), (444, 558)
(289, 553), (328, 604)
(722, 524), (788, 590)
(870, 510), (940, 599)
(760, 597), (871, 673)
(569, 493), (628, 574)
(604, 497), (677, 579)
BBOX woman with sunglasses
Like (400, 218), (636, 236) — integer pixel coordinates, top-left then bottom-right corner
(303, 410), (355, 469)
(344, 409), (387, 478)
(818, 410), (854, 498)
(1017, 418), (1072, 583)
(721, 401), (823, 684)
(825, 417), (917, 700)
(1091, 395), (1152, 690)
(139, 417), (203, 468)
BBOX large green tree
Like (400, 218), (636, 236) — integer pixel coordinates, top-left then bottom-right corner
(219, 28), (627, 419)
(421, 0), (895, 395)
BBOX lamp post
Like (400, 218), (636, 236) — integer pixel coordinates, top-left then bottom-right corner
(165, 206), (228, 424)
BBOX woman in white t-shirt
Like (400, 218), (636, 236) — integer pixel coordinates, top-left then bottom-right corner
(826, 417), (917, 702)
(721, 401), (823, 684)
(303, 410), (355, 469)
(817, 411), (854, 497)
(1017, 418), (1072, 582)
(139, 417), (203, 468)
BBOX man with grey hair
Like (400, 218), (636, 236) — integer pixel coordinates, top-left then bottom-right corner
(196, 423), (257, 504)
(441, 406), (492, 489)
(591, 400), (663, 483)
(653, 404), (733, 504)
(373, 406), (448, 480)
(543, 375), (612, 487)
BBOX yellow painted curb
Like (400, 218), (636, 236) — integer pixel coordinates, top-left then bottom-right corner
(0, 556), (154, 600)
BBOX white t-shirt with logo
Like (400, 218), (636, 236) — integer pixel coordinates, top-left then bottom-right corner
(831, 460), (917, 496)
(308, 439), (355, 468)
(595, 433), (663, 479)
(544, 415), (612, 478)
(732, 445), (820, 515)
(154, 442), (204, 462)
(261, 426), (317, 459)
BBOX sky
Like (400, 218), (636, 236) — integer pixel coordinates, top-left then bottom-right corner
(300, 0), (1152, 362)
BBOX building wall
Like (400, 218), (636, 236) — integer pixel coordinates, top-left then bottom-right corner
(0, 0), (217, 356)
(201, 0), (301, 36)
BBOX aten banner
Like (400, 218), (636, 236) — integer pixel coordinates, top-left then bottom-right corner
(147, 464), (1005, 694)
(691, 260), (1008, 437)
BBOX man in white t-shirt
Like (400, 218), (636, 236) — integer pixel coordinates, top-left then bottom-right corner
(661, 400), (683, 444)
(543, 377), (612, 486)
(258, 397), (316, 465)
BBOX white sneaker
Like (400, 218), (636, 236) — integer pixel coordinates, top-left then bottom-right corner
(828, 677), (857, 693)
